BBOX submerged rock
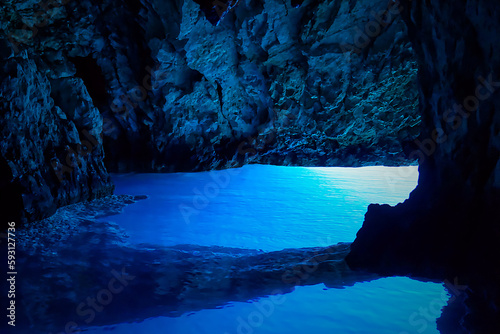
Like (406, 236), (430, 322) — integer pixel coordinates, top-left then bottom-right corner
(3, 195), (378, 333)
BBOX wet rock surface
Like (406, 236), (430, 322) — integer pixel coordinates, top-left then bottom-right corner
(0, 0), (418, 221)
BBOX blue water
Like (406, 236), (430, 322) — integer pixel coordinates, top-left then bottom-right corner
(90, 165), (448, 334)
(108, 165), (420, 250)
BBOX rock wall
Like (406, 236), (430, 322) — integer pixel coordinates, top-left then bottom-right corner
(0, 52), (114, 224)
(1, 0), (418, 221)
(346, 0), (500, 332)
(151, 0), (419, 171)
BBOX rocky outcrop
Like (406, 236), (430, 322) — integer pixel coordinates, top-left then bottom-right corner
(0, 52), (114, 225)
(1, 0), (418, 221)
(346, 1), (500, 332)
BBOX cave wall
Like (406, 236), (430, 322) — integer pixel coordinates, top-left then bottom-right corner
(152, 0), (420, 170)
(0, 52), (113, 224)
(0, 0), (419, 222)
(346, 1), (500, 331)
(347, 0), (500, 278)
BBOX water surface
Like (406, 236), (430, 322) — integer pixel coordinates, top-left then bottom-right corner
(108, 165), (419, 250)
(85, 165), (448, 334)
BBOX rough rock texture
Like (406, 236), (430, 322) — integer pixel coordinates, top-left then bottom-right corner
(346, 1), (500, 332)
(0, 0), (419, 221)
(0, 52), (114, 224)
(0, 196), (378, 333)
(150, 0), (419, 170)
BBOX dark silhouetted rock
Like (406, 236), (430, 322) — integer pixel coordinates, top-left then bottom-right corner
(347, 1), (500, 332)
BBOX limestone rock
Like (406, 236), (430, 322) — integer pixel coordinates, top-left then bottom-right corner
(0, 0), (419, 220)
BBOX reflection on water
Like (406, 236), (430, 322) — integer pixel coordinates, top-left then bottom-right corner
(86, 279), (449, 334)
(2, 166), (449, 334)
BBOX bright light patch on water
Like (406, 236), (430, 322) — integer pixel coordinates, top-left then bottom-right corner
(87, 165), (447, 334)
(107, 165), (419, 251)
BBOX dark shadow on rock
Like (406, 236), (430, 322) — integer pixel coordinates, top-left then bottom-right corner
(0, 156), (24, 227)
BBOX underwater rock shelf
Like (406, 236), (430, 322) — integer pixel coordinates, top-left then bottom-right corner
(10, 195), (378, 333)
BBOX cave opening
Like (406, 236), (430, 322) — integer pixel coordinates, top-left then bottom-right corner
(192, 0), (229, 25)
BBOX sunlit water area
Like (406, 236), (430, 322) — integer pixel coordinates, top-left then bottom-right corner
(107, 165), (420, 250)
(79, 165), (449, 334)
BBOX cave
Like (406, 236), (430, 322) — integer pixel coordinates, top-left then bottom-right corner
(0, 0), (499, 333)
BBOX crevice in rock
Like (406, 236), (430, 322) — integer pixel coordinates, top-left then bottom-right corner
(0, 156), (23, 227)
(291, 0), (304, 8)
(124, 0), (143, 14)
(68, 56), (109, 108)
(193, 0), (229, 25)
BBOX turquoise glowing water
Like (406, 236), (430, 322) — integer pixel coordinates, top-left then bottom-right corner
(90, 165), (448, 334)
(108, 165), (420, 250)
